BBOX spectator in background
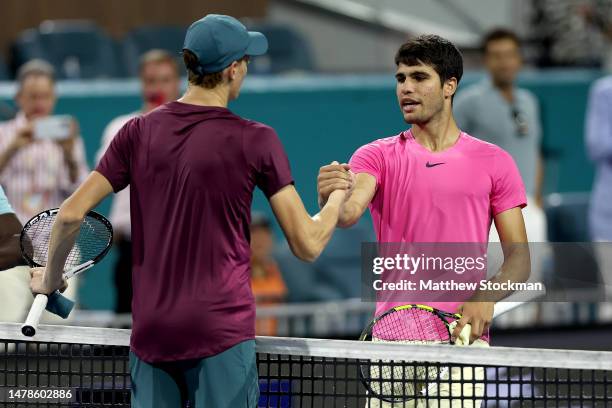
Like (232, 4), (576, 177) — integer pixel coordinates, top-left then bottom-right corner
(454, 29), (547, 243)
(95, 50), (181, 313)
(0, 59), (89, 223)
(576, 0), (612, 70)
(250, 213), (287, 335)
(0, 60), (87, 313)
(585, 75), (612, 319)
(532, 0), (607, 68)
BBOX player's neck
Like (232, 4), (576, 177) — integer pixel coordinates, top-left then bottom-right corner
(178, 85), (230, 108)
(411, 112), (461, 152)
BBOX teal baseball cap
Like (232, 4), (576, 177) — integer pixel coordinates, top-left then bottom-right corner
(183, 14), (268, 74)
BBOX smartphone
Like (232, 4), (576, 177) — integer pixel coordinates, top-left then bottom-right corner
(33, 115), (73, 141)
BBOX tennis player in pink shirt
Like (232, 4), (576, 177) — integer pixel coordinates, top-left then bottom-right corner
(318, 35), (530, 348)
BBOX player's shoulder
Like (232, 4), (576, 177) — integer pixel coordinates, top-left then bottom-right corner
(461, 132), (511, 157)
(242, 118), (275, 133)
(350, 133), (403, 165)
(358, 133), (403, 151)
(241, 119), (278, 138)
(111, 112), (139, 125)
(141, 103), (176, 121)
(462, 134), (517, 175)
(105, 112), (140, 132)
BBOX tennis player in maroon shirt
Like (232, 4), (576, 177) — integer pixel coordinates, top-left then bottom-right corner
(28, 14), (353, 408)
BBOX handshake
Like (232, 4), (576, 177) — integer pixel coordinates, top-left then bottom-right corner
(317, 161), (356, 208)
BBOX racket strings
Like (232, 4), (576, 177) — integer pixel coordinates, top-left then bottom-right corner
(366, 338), (450, 401)
(76, 217), (112, 264)
(25, 216), (54, 266)
(363, 308), (453, 402)
(373, 308), (451, 342)
(22, 214), (112, 269)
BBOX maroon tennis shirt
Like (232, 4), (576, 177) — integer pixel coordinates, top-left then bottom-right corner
(96, 101), (293, 362)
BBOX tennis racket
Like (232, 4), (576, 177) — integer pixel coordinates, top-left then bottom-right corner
(20, 208), (113, 337)
(358, 297), (541, 403)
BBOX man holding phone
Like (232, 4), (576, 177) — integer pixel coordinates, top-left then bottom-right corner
(0, 59), (88, 322)
(0, 59), (89, 223)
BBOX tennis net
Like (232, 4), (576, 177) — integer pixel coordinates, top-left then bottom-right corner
(0, 322), (610, 407)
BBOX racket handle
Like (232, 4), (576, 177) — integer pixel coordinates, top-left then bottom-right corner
(492, 302), (522, 318)
(21, 294), (48, 337)
(46, 291), (75, 318)
(492, 286), (547, 318)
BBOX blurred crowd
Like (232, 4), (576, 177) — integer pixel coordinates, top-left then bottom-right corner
(0, 19), (611, 334)
(0, 20), (313, 83)
(533, 0), (612, 69)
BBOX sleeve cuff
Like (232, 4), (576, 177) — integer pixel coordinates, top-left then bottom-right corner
(351, 168), (381, 187)
(264, 179), (295, 199)
(492, 201), (527, 217)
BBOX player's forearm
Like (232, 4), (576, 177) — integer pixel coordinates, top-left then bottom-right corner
(471, 244), (531, 303)
(293, 192), (344, 262)
(337, 201), (363, 228)
(44, 207), (84, 289)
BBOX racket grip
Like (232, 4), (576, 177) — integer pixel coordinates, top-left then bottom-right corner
(45, 291), (75, 318)
(21, 294), (48, 337)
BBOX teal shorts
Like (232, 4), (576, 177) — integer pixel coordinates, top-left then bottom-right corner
(130, 340), (259, 408)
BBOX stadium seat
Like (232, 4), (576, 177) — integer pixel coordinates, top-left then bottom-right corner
(245, 23), (315, 74)
(544, 192), (601, 292)
(121, 25), (187, 77)
(10, 28), (42, 74)
(111, 39), (129, 78)
(12, 20), (120, 79)
(545, 192), (592, 242)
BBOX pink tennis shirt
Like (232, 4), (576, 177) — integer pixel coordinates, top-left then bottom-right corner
(350, 129), (527, 322)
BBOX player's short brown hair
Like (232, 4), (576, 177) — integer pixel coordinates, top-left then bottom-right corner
(395, 35), (463, 86)
(139, 49), (179, 76)
(182, 50), (248, 89)
(183, 50), (222, 88)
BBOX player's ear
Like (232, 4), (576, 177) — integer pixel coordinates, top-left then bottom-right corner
(444, 77), (458, 99)
(228, 61), (240, 81)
